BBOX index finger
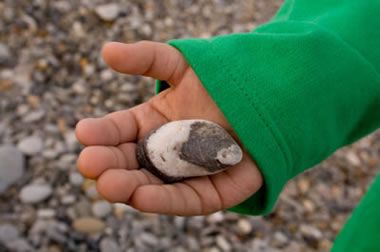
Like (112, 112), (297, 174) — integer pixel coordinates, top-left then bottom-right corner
(75, 103), (168, 146)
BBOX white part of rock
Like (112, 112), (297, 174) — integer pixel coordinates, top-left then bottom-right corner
(147, 120), (218, 178)
(216, 145), (243, 165)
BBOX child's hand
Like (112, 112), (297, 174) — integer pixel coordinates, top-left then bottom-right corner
(75, 42), (263, 216)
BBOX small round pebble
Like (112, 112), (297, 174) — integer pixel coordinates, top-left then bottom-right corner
(100, 237), (121, 252)
(73, 217), (106, 234)
(92, 201), (112, 218)
(69, 172), (84, 186)
(17, 136), (44, 156)
(19, 184), (53, 204)
(95, 4), (120, 22)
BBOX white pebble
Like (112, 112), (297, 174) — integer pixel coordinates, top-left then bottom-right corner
(19, 184), (52, 204)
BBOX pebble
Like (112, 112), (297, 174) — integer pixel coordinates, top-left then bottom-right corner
(17, 136), (44, 155)
(100, 237), (121, 252)
(237, 219), (252, 235)
(22, 109), (45, 123)
(61, 195), (76, 205)
(92, 201), (113, 218)
(6, 239), (33, 252)
(216, 236), (231, 251)
(73, 217), (106, 234)
(0, 224), (19, 243)
(207, 212), (224, 223)
(300, 224), (323, 240)
(250, 239), (269, 252)
(69, 172), (84, 186)
(19, 184), (53, 204)
(0, 145), (24, 193)
(95, 4), (120, 22)
(137, 120), (243, 183)
(0, 43), (12, 66)
(37, 209), (56, 219)
(272, 232), (288, 247)
(139, 233), (159, 246)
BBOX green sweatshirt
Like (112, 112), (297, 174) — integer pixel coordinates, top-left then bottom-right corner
(157, 0), (380, 250)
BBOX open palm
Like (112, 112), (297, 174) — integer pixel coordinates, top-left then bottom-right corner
(76, 41), (263, 216)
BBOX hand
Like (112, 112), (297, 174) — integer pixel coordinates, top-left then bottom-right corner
(75, 41), (263, 216)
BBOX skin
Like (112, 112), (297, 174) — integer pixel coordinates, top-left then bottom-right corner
(76, 41), (263, 216)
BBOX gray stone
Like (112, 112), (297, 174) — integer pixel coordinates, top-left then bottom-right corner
(272, 232), (289, 247)
(300, 224), (323, 240)
(19, 184), (53, 204)
(0, 43), (13, 66)
(0, 224), (19, 243)
(0, 146), (24, 193)
(69, 172), (84, 186)
(37, 208), (56, 219)
(17, 136), (44, 155)
(95, 4), (120, 22)
(250, 239), (269, 252)
(61, 195), (76, 205)
(139, 233), (159, 246)
(22, 109), (45, 123)
(100, 237), (121, 252)
(6, 238), (33, 252)
(92, 201), (112, 218)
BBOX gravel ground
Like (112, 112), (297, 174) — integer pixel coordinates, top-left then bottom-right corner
(0, 0), (379, 251)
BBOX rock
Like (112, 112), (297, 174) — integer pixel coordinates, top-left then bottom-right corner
(207, 212), (224, 223)
(17, 136), (44, 155)
(100, 237), (121, 252)
(69, 172), (84, 186)
(0, 146), (24, 193)
(300, 224), (323, 240)
(137, 120), (243, 183)
(6, 238), (33, 252)
(272, 232), (288, 247)
(250, 239), (269, 252)
(61, 195), (76, 205)
(37, 208), (56, 219)
(216, 236), (231, 251)
(92, 201), (112, 218)
(0, 224), (19, 243)
(95, 4), (120, 22)
(57, 154), (77, 170)
(22, 109), (45, 123)
(139, 233), (159, 246)
(0, 43), (13, 67)
(19, 184), (53, 204)
(73, 217), (106, 234)
(237, 219), (252, 235)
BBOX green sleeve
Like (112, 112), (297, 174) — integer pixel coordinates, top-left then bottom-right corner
(332, 175), (380, 251)
(157, 0), (380, 215)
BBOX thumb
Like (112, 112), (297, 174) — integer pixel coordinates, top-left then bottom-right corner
(101, 41), (189, 85)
